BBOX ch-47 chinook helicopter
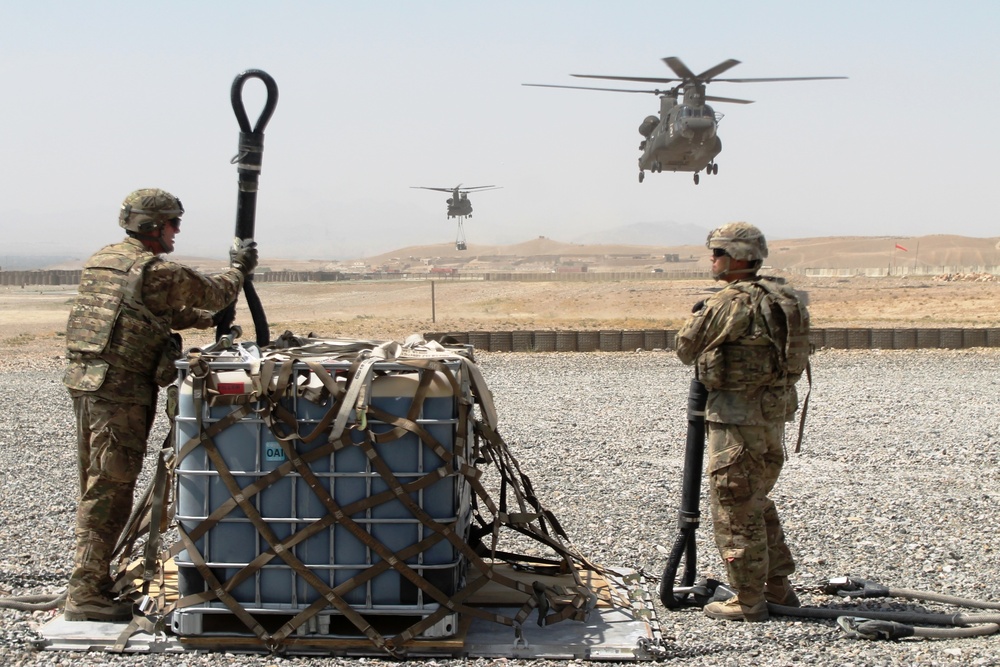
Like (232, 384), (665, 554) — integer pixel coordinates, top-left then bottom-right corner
(411, 184), (501, 250)
(525, 57), (846, 184)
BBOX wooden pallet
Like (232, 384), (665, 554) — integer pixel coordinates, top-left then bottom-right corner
(37, 562), (657, 659)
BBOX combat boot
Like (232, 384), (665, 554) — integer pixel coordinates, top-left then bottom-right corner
(63, 579), (132, 623)
(64, 592), (133, 622)
(703, 594), (769, 622)
(764, 576), (800, 607)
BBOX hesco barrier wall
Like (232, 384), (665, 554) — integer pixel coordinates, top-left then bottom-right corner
(1, 269), (710, 285)
(425, 328), (1000, 352)
(803, 265), (1000, 278)
(0, 270), (343, 286)
(8, 268), (999, 286)
(0, 270), (82, 286)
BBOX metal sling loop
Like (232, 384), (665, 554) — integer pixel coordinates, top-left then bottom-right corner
(215, 69), (278, 347)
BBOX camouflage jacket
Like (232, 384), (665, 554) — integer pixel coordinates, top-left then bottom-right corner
(676, 275), (808, 426)
(64, 238), (244, 405)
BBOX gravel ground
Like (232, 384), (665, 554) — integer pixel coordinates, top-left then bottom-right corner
(1, 348), (998, 666)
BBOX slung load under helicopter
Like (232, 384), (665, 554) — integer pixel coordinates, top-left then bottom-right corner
(525, 57), (846, 184)
(411, 184), (501, 250)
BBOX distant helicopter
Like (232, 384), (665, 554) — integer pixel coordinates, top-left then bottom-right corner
(412, 184), (501, 250)
(525, 57), (846, 184)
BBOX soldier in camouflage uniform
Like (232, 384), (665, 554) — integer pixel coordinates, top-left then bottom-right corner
(62, 188), (259, 621)
(675, 222), (810, 622)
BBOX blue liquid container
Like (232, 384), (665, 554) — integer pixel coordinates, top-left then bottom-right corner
(172, 344), (471, 636)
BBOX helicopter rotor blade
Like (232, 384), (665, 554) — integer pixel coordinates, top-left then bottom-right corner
(527, 82), (753, 102)
(568, 68), (845, 87)
(569, 74), (846, 86)
(663, 56), (699, 81)
(691, 58), (742, 82)
(705, 95), (754, 104)
(568, 74), (681, 85)
(711, 76), (848, 83)
(525, 82), (668, 94)
(414, 185), (502, 194)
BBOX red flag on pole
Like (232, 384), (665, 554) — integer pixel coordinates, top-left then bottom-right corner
(895, 243), (908, 252)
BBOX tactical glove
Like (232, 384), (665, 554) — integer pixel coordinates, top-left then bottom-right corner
(230, 238), (258, 275)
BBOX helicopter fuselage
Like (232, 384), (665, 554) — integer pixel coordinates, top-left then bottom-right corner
(446, 193), (473, 218)
(639, 101), (721, 174)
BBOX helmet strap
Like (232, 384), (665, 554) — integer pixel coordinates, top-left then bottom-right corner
(711, 256), (730, 280)
(713, 258), (759, 281)
(127, 228), (171, 254)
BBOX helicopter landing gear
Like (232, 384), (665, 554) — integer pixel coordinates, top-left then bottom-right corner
(639, 171), (645, 183)
(693, 172), (700, 185)
(708, 162), (719, 175)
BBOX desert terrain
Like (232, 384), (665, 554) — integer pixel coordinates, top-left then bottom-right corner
(2, 272), (998, 361)
(195, 233), (1000, 274)
(4, 233), (998, 359)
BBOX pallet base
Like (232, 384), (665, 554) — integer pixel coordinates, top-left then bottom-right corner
(34, 567), (657, 660)
(36, 605), (653, 659)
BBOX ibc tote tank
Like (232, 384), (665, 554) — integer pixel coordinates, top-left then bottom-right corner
(171, 342), (471, 637)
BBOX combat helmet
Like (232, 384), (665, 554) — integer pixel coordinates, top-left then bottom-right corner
(119, 188), (184, 234)
(706, 222), (768, 263)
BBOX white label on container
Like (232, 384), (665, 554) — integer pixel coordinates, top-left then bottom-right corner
(264, 438), (287, 462)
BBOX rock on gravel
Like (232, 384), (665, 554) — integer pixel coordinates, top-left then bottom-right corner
(1, 348), (998, 666)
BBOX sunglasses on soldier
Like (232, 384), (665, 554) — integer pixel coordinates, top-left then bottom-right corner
(712, 248), (728, 258)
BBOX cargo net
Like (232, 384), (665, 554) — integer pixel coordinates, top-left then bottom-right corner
(111, 334), (628, 655)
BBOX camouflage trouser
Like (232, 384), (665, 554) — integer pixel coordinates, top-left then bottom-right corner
(707, 421), (795, 602)
(69, 395), (153, 603)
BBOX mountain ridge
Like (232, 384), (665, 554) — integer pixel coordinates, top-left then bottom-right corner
(24, 233), (1000, 272)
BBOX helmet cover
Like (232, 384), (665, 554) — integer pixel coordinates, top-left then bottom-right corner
(706, 222), (768, 262)
(119, 188), (184, 234)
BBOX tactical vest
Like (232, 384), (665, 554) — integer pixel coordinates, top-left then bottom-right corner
(64, 240), (173, 390)
(698, 276), (810, 391)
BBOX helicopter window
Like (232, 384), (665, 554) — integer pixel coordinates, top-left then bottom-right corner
(683, 107), (711, 117)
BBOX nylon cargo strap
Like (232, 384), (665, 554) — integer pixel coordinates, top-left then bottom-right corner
(795, 362), (812, 454)
(132, 337), (622, 655)
(107, 385), (178, 653)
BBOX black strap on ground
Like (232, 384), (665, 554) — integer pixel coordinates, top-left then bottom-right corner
(215, 69), (278, 347)
(817, 576), (1000, 639)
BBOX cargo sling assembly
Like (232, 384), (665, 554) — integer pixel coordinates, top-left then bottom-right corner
(105, 337), (636, 656)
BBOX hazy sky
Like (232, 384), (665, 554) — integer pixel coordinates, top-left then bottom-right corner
(2, 1), (998, 261)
